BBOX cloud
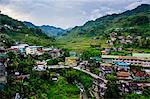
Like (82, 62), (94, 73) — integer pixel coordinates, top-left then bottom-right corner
(90, 9), (102, 20)
(0, 0), (149, 29)
(125, 0), (150, 10)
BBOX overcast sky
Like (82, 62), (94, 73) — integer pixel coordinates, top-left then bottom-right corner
(0, 0), (149, 29)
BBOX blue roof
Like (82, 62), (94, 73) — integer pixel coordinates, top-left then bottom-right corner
(115, 62), (128, 66)
(29, 46), (43, 48)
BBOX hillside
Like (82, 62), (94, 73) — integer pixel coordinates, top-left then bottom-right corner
(0, 13), (55, 47)
(24, 21), (65, 37)
(57, 4), (150, 51)
(39, 25), (65, 37)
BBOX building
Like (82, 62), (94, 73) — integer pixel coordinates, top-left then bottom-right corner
(117, 71), (132, 80)
(11, 44), (29, 53)
(65, 57), (77, 66)
(48, 49), (61, 59)
(25, 46), (43, 55)
(101, 55), (150, 67)
(100, 63), (112, 74)
(114, 62), (130, 71)
(132, 53), (150, 57)
(36, 61), (47, 66)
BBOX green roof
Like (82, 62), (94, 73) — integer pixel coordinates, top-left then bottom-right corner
(132, 53), (150, 57)
(101, 55), (118, 59)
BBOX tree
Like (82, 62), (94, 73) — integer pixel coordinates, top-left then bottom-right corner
(47, 59), (58, 65)
(63, 70), (76, 83)
(105, 74), (116, 81)
(81, 49), (100, 60)
(143, 87), (150, 97)
(62, 48), (70, 57)
(104, 81), (120, 99)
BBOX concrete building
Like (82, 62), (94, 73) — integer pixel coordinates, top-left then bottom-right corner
(101, 55), (150, 67)
(25, 46), (43, 55)
(11, 44), (29, 53)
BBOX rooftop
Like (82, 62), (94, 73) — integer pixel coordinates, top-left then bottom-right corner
(28, 46), (43, 48)
(115, 62), (128, 66)
(132, 53), (150, 57)
(117, 71), (130, 77)
(101, 63), (112, 67)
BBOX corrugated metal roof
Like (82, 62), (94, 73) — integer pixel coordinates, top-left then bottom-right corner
(101, 55), (118, 58)
(132, 53), (150, 57)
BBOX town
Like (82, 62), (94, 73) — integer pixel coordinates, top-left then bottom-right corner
(0, 40), (150, 98)
(0, 1), (150, 99)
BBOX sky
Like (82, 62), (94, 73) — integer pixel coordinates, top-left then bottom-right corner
(0, 0), (150, 29)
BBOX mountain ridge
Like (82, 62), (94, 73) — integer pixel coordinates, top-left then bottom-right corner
(24, 21), (66, 37)
(64, 4), (150, 37)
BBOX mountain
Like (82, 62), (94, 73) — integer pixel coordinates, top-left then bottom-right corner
(24, 21), (37, 28)
(24, 21), (65, 37)
(66, 4), (149, 37)
(38, 25), (65, 37)
(0, 13), (55, 47)
(58, 4), (150, 50)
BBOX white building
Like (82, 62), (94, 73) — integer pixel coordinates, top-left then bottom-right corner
(25, 46), (43, 55)
(11, 44), (29, 53)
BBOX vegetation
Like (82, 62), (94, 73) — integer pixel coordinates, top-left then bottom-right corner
(125, 87), (150, 99)
(104, 81), (120, 99)
(3, 74), (79, 99)
(0, 13), (55, 47)
(61, 69), (93, 97)
(81, 48), (101, 60)
(57, 4), (150, 51)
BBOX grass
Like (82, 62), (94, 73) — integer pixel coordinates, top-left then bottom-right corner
(56, 37), (108, 52)
(48, 77), (80, 99)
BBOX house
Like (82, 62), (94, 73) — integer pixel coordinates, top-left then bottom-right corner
(65, 57), (77, 66)
(32, 65), (46, 71)
(131, 68), (149, 80)
(114, 62), (130, 71)
(11, 44), (29, 53)
(25, 46), (43, 55)
(36, 61), (47, 66)
(117, 71), (132, 80)
(48, 49), (61, 58)
(100, 63), (112, 74)
(43, 48), (61, 58)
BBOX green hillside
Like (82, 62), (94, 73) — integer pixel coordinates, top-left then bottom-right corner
(0, 13), (55, 47)
(57, 4), (150, 51)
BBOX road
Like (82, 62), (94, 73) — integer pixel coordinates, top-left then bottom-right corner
(73, 66), (107, 83)
(74, 81), (88, 99)
(33, 65), (107, 83)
